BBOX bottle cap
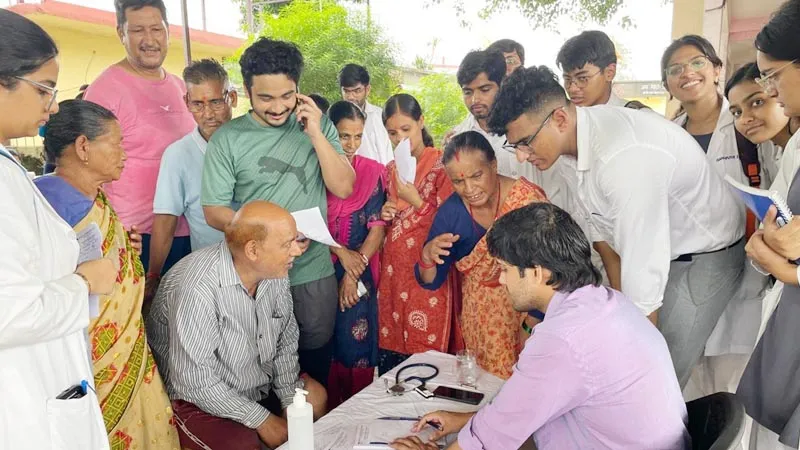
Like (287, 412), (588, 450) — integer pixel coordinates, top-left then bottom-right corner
(293, 388), (309, 407)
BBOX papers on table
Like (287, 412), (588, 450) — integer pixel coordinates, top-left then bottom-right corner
(393, 138), (416, 184)
(315, 418), (438, 450)
(291, 207), (341, 248)
(76, 223), (103, 319)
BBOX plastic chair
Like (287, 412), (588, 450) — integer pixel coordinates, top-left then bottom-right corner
(686, 392), (746, 450)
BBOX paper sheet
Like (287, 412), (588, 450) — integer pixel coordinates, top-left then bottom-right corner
(314, 419), (437, 450)
(393, 138), (416, 184)
(291, 207), (341, 248)
(76, 223), (103, 319)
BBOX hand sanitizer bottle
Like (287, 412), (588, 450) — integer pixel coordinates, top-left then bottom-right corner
(287, 388), (314, 450)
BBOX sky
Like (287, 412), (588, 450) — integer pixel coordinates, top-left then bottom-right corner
(55, 0), (674, 81)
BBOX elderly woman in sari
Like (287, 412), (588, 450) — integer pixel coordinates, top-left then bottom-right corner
(35, 99), (179, 449)
(325, 101), (387, 406)
(417, 131), (548, 379)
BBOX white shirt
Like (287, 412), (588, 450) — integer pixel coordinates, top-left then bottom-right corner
(568, 106), (744, 315)
(355, 102), (394, 165)
(451, 114), (571, 210)
(0, 145), (109, 450)
(606, 91), (629, 107)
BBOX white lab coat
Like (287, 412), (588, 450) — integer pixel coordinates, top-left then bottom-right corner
(355, 102), (394, 165)
(0, 145), (108, 450)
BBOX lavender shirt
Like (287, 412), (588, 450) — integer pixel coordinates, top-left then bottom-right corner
(457, 285), (690, 450)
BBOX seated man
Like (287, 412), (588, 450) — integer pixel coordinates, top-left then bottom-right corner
(146, 200), (326, 450)
(391, 203), (689, 450)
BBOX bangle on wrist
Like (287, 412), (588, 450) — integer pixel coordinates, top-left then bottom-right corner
(521, 320), (533, 334)
(75, 271), (92, 293)
(418, 254), (436, 270)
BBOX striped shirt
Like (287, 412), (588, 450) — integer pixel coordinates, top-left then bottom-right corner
(146, 241), (302, 429)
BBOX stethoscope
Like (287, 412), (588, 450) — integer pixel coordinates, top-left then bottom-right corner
(386, 363), (439, 396)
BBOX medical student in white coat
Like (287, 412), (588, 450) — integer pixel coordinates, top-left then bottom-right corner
(661, 35), (774, 399)
(488, 65), (744, 389)
(0, 10), (116, 450)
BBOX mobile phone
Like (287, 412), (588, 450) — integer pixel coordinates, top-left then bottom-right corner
(432, 385), (484, 405)
(296, 93), (307, 129)
(56, 384), (86, 400)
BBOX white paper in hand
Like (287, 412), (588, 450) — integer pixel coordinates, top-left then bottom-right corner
(393, 138), (416, 184)
(291, 207), (341, 248)
(76, 223), (103, 319)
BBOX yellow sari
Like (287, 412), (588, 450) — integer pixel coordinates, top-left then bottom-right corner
(76, 191), (179, 450)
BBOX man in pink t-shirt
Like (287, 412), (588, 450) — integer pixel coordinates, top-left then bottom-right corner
(84, 0), (195, 279)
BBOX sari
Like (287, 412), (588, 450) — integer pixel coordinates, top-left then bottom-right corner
(377, 147), (455, 372)
(326, 156), (386, 406)
(418, 178), (547, 378)
(35, 175), (179, 450)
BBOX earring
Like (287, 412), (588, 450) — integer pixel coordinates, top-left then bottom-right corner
(83, 158), (89, 165)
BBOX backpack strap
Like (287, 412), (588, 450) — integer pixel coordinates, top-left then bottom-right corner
(735, 127), (762, 238)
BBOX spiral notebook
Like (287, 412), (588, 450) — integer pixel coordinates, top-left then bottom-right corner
(724, 175), (794, 227)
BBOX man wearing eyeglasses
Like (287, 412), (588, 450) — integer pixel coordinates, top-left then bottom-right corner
(486, 39), (525, 76)
(84, 0), (196, 277)
(338, 64), (393, 165)
(489, 66), (745, 388)
(146, 59), (238, 305)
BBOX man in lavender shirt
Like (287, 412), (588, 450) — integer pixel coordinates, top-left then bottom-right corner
(391, 203), (690, 450)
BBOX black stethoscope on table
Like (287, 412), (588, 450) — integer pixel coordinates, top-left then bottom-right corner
(386, 363), (439, 397)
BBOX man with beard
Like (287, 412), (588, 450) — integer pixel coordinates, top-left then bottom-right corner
(338, 64), (393, 165)
(84, 0), (196, 276)
(201, 38), (355, 387)
(450, 50), (569, 209)
(146, 59), (238, 305)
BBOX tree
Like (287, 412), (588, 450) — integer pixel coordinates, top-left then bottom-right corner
(228, 0), (399, 106)
(409, 73), (468, 146)
(428, 0), (627, 30)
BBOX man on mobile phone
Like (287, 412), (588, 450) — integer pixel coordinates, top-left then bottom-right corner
(390, 204), (689, 450)
(201, 38), (355, 387)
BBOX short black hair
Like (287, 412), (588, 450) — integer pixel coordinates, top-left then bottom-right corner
(756, 0), (800, 62)
(487, 202), (601, 292)
(457, 50), (506, 87)
(43, 100), (118, 162)
(338, 64), (370, 88)
(328, 100), (366, 126)
(487, 66), (568, 136)
(309, 93), (330, 114)
(724, 63), (760, 98)
(114, 0), (168, 28)
(660, 34), (723, 85)
(487, 39), (525, 65)
(239, 38), (304, 92)
(443, 130), (497, 165)
(383, 93), (434, 148)
(0, 10), (59, 89)
(556, 30), (617, 73)
(183, 58), (228, 87)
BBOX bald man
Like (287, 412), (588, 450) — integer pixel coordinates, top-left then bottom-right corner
(146, 200), (326, 450)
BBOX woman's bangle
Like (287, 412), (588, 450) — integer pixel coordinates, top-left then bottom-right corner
(521, 320), (533, 334)
(418, 254), (436, 270)
(75, 271), (92, 293)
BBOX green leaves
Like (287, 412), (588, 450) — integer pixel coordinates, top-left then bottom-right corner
(409, 73), (468, 146)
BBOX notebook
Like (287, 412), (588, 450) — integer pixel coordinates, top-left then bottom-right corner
(724, 175), (793, 227)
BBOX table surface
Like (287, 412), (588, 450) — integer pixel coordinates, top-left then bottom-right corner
(278, 351), (505, 450)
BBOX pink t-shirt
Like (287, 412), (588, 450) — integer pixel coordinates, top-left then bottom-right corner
(84, 65), (195, 235)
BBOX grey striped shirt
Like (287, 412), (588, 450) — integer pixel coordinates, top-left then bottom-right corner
(146, 241), (301, 429)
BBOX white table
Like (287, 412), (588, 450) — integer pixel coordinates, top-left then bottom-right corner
(278, 351), (505, 450)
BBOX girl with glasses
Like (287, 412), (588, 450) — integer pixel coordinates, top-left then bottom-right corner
(0, 10), (116, 450)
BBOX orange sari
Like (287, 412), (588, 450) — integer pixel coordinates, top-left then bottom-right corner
(456, 178), (548, 378)
(378, 147), (454, 355)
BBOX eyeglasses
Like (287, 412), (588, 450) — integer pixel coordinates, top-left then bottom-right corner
(187, 91), (231, 113)
(14, 76), (58, 110)
(665, 56), (709, 78)
(756, 60), (798, 91)
(505, 56), (520, 66)
(563, 70), (602, 89)
(502, 107), (560, 154)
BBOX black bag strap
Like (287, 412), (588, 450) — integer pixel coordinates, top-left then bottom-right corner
(735, 127), (761, 188)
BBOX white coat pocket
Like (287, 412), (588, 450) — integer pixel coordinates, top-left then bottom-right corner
(46, 393), (108, 450)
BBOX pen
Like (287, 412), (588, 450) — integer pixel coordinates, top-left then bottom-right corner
(377, 416), (444, 431)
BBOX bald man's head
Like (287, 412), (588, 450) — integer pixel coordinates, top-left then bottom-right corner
(225, 200), (301, 279)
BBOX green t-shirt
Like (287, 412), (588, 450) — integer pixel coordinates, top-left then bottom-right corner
(201, 112), (344, 286)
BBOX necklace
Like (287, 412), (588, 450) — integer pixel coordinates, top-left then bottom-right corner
(468, 180), (502, 228)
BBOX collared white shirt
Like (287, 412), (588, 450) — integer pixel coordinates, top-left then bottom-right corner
(355, 102), (394, 165)
(451, 114), (571, 209)
(567, 106), (743, 315)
